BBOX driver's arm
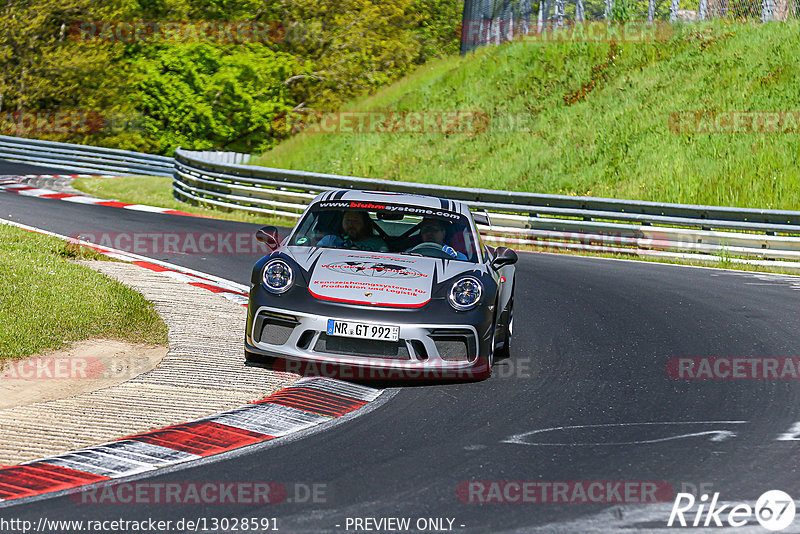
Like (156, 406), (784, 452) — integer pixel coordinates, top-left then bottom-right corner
(317, 234), (344, 248)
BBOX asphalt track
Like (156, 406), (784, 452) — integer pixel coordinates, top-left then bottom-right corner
(3, 161), (800, 533)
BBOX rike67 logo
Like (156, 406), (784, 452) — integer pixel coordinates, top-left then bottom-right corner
(668, 490), (796, 531)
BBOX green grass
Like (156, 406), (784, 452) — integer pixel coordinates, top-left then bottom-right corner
(253, 21), (800, 211)
(0, 224), (168, 363)
(72, 175), (296, 227)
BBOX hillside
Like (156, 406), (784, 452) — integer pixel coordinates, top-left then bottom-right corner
(253, 21), (800, 210)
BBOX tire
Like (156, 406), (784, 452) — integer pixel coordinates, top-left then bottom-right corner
(494, 280), (514, 360)
(473, 312), (501, 381)
(495, 316), (512, 360)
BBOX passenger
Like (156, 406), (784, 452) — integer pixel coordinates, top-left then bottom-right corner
(416, 217), (467, 260)
(318, 211), (389, 252)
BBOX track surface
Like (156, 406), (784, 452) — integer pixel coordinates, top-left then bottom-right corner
(0, 160), (80, 176)
(3, 162), (800, 532)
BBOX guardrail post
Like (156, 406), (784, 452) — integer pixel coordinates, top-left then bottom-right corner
(604, 0), (614, 19)
(761, 0), (775, 21)
(670, 0), (679, 20)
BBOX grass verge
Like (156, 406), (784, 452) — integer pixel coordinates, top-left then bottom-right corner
(0, 224), (168, 363)
(72, 175), (296, 227)
(253, 21), (800, 211)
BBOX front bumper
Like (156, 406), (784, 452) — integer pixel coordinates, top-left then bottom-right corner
(246, 305), (491, 378)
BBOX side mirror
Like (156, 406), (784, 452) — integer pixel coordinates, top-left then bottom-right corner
(256, 226), (280, 251)
(491, 247), (518, 269)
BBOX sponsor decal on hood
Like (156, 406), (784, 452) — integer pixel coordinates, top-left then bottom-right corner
(308, 250), (434, 307)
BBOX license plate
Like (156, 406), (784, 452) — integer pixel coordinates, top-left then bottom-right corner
(326, 319), (399, 341)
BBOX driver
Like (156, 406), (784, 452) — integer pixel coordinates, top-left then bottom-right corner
(317, 210), (389, 252)
(415, 217), (467, 260)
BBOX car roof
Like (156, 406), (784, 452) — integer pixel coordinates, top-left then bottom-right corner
(311, 190), (471, 216)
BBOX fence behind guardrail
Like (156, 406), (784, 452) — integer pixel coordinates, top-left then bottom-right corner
(459, 0), (799, 53)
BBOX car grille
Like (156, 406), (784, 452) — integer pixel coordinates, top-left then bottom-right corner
(255, 312), (299, 345)
(313, 334), (411, 360)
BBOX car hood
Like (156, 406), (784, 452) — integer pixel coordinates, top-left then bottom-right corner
(297, 249), (440, 308)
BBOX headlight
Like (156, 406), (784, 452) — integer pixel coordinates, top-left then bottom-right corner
(448, 277), (482, 311)
(262, 259), (294, 294)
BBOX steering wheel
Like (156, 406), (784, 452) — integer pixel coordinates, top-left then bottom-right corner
(407, 242), (456, 258)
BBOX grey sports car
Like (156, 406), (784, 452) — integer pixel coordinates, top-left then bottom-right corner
(244, 190), (517, 380)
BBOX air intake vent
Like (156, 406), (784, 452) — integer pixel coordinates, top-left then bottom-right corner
(430, 329), (476, 362)
(255, 312), (298, 345)
(314, 334), (410, 360)
(260, 323), (294, 345)
(434, 340), (469, 361)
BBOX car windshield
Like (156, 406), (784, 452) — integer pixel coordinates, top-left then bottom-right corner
(290, 201), (479, 262)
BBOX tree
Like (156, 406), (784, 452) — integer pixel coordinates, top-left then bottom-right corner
(131, 43), (306, 153)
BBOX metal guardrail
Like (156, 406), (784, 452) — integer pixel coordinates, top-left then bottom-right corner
(173, 148), (800, 269)
(188, 151), (252, 165)
(3, 136), (796, 269)
(0, 135), (174, 176)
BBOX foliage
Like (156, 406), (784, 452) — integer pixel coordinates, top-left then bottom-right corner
(131, 44), (305, 153)
(611, 0), (633, 21)
(266, 0), (422, 109)
(0, 0), (464, 154)
(0, 0), (133, 139)
(411, 0), (462, 60)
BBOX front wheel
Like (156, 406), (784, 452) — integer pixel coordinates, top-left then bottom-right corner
(494, 281), (514, 360)
(494, 315), (512, 360)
